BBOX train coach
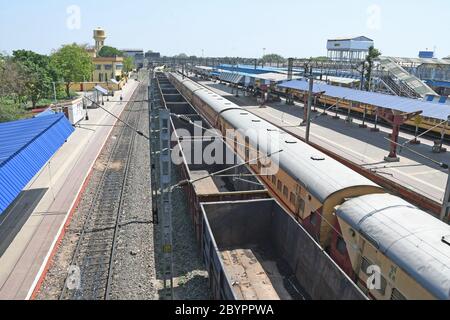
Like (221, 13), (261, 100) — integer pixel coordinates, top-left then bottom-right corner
(167, 72), (450, 300)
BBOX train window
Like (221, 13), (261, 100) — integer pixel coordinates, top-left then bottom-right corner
(277, 181), (282, 191)
(272, 176), (277, 185)
(336, 236), (347, 255)
(245, 137), (250, 161)
(310, 211), (319, 226)
(390, 288), (407, 300)
(283, 186), (289, 198)
(360, 257), (373, 275)
(290, 192), (296, 205)
(378, 276), (387, 296)
(298, 198), (305, 213)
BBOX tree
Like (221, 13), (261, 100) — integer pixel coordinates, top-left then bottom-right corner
(0, 55), (28, 122)
(51, 44), (94, 97)
(0, 55), (28, 104)
(173, 53), (188, 59)
(12, 50), (55, 108)
(98, 46), (123, 57)
(310, 56), (329, 62)
(123, 56), (134, 73)
(364, 46), (381, 91)
(261, 54), (286, 65)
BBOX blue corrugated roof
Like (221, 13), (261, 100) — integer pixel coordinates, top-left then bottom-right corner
(278, 80), (450, 121)
(216, 64), (283, 75)
(425, 80), (450, 89)
(0, 113), (74, 214)
(34, 108), (55, 118)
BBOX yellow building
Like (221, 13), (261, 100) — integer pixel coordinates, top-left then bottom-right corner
(92, 56), (124, 82)
(71, 28), (126, 92)
(90, 28), (124, 82)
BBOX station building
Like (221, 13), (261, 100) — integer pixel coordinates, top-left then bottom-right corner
(327, 36), (374, 62)
(71, 28), (126, 91)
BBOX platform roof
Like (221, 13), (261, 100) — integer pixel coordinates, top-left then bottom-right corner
(94, 85), (108, 95)
(384, 56), (450, 66)
(217, 69), (300, 84)
(319, 76), (360, 85)
(219, 72), (244, 84)
(0, 113), (74, 215)
(278, 79), (450, 121)
(216, 64), (284, 75)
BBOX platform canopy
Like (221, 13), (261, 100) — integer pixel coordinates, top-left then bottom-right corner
(94, 85), (108, 95)
(278, 79), (450, 121)
(219, 72), (244, 84)
(0, 113), (74, 215)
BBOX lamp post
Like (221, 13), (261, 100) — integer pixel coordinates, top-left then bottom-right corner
(52, 82), (57, 103)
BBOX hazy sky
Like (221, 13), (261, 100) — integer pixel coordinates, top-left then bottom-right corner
(1, 0), (449, 58)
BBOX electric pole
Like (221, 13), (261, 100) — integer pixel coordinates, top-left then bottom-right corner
(305, 73), (314, 144)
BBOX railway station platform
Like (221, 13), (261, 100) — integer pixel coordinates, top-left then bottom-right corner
(0, 79), (140, 300)
(196, 79), (449, 214)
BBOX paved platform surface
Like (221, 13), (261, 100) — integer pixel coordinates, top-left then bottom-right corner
(198, 79), (450, 206)
(0, 79), (140, 300)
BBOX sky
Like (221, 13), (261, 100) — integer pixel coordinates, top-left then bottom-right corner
(1, 0), (449, 59)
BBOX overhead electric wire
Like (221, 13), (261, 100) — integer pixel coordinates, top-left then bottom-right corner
(384, 137), (448, 169)
(168, 149), (284, 192)
(83, 96), (150, 140)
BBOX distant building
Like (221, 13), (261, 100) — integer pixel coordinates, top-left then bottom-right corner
(419, 51), (435, 59)
(122, 49), (144, 68)
(122, 49), (144, 57)
(145, 51), (161, 60)
(327, 36), (374, 62)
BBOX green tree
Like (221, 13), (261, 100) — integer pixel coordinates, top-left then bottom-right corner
(0, 54), (28, 122)
(51, 44), (94, 97)
(98, 46), (123, 57)
(12, 50), (55, 108)
(364, 46), (381, 91)
(0, 55), (28, 104)
(310, 56), (329, 62)
(123, 56), (134, 73)
(261, 54), (286, 65)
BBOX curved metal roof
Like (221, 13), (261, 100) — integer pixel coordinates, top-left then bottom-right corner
(175, 74), (380, 202)
(336, 193), (450, 300)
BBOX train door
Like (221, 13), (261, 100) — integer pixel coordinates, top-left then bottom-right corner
(294, 184), (304, 222)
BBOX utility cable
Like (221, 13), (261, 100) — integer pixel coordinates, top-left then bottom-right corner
(167, 149), (283, 192)
(83, 95), (150, 140)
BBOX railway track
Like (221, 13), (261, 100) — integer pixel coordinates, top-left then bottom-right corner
(60, 81), (147, 300)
